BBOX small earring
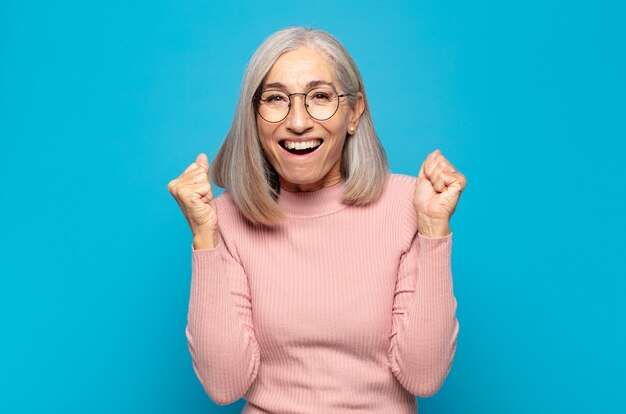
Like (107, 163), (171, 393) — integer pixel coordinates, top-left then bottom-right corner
(349, 127), (355, 133)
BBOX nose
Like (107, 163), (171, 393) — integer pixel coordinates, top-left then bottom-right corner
(284, 93), (314, 133)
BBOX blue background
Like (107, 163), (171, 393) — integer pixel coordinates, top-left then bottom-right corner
(2, 0), (624, 413)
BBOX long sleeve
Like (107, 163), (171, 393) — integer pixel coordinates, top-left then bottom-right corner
(186, 231), (261, 405)
(387, 231), (459, 397)
(181, 175), (459, 413)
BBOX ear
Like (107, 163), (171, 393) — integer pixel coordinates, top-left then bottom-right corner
(348, 92), (365, 133)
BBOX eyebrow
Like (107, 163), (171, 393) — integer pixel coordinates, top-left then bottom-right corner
(263, 80), (335, 90)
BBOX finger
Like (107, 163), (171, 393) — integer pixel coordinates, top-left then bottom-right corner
(432, 153), (458, 177)
(184, 167), (211, 184)
(442, 172), (465, 193)
(181, 182), (213, 205)
(447, 172), (467, 193)
(167, 179), (177, 193)
(430, 149), (442, 162)
(424, 157), (439, 181)
(200, 195), (217, 207)
(430, 159), (458, 192)
(419, 150), (438, 180)
(417, 160), (426, 180)
(183, 162), (200, 174)
(431, 169), (447, 192)
(181, 162), (210, 181)
(439, 158), (456, 173)
(434, 164), (456, 188)
(186, 179), (214, 198)
(196, 153), (209, 172)
(425, 155), (444, 181)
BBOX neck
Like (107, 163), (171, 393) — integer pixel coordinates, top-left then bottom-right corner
(277, 177), (347, 217)
(279, 176), (343, 193)
(279, 165), (343, 193)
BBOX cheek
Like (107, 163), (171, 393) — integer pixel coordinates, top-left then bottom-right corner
(256, 124), (271, 150)
(258, 128), (282, 161)
(327, 120), (349, 145)
(330, 111), (351, 137)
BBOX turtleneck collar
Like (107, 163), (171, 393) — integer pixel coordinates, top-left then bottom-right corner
(277, 179), (348, 218)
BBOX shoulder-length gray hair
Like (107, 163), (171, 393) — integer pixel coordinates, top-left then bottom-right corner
(211, 26), (389, 226)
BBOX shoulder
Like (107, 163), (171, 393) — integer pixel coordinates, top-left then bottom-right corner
(212, 191), (250, 238)
(211, 191), (249, 260)
(379, 173), (419, 244)
(380, 173), (417, 207)
(213, 190), (264, 235)
(214, 191), (246, 228)
(385, 173), (417, 194)
(214, 190), (236, 215)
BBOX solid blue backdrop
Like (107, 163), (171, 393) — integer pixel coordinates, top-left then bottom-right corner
(1, 0), (624, 413)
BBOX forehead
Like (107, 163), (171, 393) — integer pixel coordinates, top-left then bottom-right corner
(263, 46), (337, 89)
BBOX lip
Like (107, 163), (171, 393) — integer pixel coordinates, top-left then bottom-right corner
(278, 139), (324, 159)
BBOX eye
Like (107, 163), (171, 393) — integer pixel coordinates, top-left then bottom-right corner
(308, 89), (335, 103)
(265, 94), (285, 102)
(261, 90), (288, 104)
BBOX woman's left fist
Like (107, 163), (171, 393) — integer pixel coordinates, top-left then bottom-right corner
(413, 149), (467, 223)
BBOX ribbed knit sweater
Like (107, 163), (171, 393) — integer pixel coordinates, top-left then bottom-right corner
(186, 173), (459, 414)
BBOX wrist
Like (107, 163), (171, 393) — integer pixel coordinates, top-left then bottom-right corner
(417, 214), (451, 238)
(193, 230), (219, 250)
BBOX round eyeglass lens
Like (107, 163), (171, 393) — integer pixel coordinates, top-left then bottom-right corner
(306, 87), (338, 120)
(258, 90), (288, 122)
(257, 87), (340, 122)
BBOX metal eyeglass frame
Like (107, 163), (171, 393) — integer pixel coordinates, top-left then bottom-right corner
(254, 87), (354, 123)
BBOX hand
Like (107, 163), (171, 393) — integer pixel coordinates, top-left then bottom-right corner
(167, 153), (219, 247)
(413, 149), (467, 236)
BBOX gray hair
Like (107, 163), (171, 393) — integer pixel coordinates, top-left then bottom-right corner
(211, 26), (389, 226)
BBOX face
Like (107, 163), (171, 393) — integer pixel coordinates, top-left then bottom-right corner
(256, 46), (364, 192)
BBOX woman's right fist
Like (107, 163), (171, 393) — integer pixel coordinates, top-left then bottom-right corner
(168, 153), (219, 248)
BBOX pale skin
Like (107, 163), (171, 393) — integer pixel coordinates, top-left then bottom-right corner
(254, 46), (364, 193)
(167, 47), (467, 248)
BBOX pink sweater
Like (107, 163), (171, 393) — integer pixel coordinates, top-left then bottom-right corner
(186, 173), (459, 413)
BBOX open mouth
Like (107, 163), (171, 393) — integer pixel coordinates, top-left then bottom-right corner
(279, 139), (323, 155)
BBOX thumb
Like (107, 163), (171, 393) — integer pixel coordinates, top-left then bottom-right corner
(417, 160), (426, 180)
(196, 153), (209, 172)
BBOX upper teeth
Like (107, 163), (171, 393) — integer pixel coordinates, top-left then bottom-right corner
(283, 140), (322, 150)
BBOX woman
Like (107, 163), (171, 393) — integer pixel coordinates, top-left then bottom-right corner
(168, 26), (466, 414)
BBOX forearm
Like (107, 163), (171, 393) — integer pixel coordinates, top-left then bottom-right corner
(388, 233), (459, 397)
(186, 245), (260, 405)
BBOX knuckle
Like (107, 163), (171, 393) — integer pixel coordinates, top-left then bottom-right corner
(191, 176), (207, 186)
(168, 180), (178, 192)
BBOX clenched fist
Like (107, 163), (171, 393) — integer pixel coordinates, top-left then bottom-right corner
(167, 153), (219, 249)
(413, 149), (467, 238)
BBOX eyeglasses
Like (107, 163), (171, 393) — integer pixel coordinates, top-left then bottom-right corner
(255, 86), (353, 123)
